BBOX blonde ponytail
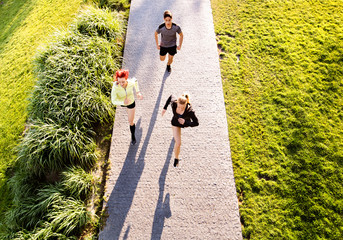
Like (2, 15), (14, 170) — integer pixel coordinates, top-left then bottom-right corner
(183, 93), (190, 104)
(178, 93), (190, 105)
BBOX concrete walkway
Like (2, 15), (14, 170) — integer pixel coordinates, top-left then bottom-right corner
(99, 0), (242, 239)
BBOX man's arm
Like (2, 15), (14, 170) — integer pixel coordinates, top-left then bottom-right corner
(177, 32), (183, 50)
(154, 31), (160, 50)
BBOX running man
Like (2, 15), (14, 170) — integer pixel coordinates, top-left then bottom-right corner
(155, 10), (183, 73)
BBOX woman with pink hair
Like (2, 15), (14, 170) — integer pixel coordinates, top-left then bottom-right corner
(111, 69), (143, 145)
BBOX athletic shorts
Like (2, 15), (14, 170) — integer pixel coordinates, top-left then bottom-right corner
(121, 101), (135, 109)
(160, 45), (177, 56)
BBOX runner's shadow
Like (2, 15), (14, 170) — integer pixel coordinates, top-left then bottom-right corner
(99, 118), (143, 240)
(151, 139), (174, 240)
(99, 72), (170, 240)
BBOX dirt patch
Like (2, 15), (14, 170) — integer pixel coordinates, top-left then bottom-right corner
(84, 120), (113, 237)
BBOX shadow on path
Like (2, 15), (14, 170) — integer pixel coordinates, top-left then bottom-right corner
(100, 71), (170, 239)
(151, 139), (174, 240)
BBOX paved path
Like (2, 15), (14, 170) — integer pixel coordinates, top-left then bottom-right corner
(99, 0), (242, 239)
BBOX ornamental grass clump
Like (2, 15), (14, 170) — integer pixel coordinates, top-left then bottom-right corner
(61, 167), (94, 199)
(29, 84), (115, 127)
(73, 6), (124, 41)
(94, 0), (130, 12)
(34, 31), (121, 93)
(5, 184), (65, 231)
(17, 120), (97, 177)
(30, 31), (118, 125)
(3, 167), (94, 237)
(8, 168), (43, 204)
(9, 227), (69, 240)
(47, 197), (91, 236)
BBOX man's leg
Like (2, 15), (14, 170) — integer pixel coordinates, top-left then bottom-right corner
(167, 54), (174, 66)
(160, 46), (167, 61)
(166, 54), (174, 72)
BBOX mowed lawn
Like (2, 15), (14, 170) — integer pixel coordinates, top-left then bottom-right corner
(0, 0), (83, 214)
(211, 0), (343, 239)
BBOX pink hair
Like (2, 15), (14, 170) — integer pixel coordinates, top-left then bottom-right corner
(114, 69), (129, 81)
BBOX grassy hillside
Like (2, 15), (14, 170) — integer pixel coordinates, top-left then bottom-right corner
(211, 0), (343, 239)
(0, 0), (83, 214)
(0, 5), (127, 238)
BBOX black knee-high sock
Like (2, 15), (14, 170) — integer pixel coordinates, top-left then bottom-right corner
(130, 124), (136, 141)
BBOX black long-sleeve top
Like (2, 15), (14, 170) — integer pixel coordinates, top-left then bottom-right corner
(163, 95), (199, 128)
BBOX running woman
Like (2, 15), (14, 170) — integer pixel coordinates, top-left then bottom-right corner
(162, 93), (199, 167)
(155, 10), (183, 73)
(111, 69), (143, 145)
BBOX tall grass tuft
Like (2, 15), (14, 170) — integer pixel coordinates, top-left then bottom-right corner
(5, 183), (62, 230)
(93, 0), (131, 13)
(30, 31), (118, 126)
(8, 168), (43, 204)
(34, 31), (121, 92)
(17, 120), (97, 177)
(4, 181), (92, 237)
(47, 197), (92, 236)
(2, 227), (74, 240)
(29, 83), (115, 126)
(9, 227), (73, 240)
(73, 6), (125, 41)
(5, 196), (43, 230)
(61, 167), (94, 199)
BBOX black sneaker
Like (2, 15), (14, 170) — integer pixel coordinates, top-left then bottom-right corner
(131, 139), (136, 145)
(173, 158), (179, 167)
(166, 65), (171, 72)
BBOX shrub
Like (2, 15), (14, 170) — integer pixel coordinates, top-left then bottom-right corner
(17, 120), (97, 177)
(93, 0), (130, 12)
(30, 31), (118, 126)
(2, 4), (126, 239)
(61, 167), (94, 199)
(73, 6), (125, 41)
(8, 168), (43, 204)
(6, 178), (92, 236)
(34, 31), (121, 91)
(29, 84), (115, 126)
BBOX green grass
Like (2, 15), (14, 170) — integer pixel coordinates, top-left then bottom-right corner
(211, 0), (343, 239)
(18, 120), (98, 177)
(62, 167), (94, 199)
(3, 173), (93, 239)
(1, 4), (127, 238)
(0, 0), (84, 214)
(93, 0), (131, 14)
